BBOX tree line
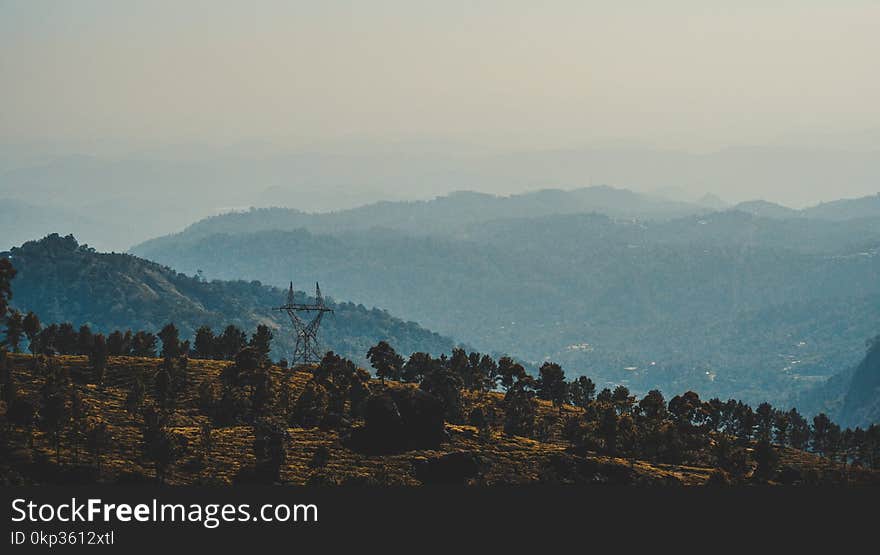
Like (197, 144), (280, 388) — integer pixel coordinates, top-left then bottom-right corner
(2, 259), (879, 484)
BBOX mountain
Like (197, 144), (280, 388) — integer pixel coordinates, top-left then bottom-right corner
(131, 211), (880, 405)
(803, 193), (880, 221)
(132, 186), (707, 254)
(3, 234), (456, 365)
(732, 200), (800, 219)
(838, 337), (880, 427)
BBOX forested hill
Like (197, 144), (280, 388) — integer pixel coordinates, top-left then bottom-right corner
(2, 234), (455, 364)
(130, 208), (880, 406)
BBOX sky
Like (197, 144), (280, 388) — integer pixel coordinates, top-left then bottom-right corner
(0, 1), (878, 215)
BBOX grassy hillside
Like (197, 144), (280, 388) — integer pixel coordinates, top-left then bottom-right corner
(1, 353), (875, 486)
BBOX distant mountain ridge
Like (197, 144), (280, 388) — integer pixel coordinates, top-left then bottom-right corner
(132, 186), (709, 253)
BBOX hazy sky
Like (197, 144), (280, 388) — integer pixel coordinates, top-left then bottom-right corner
(2, 0), (879, 157)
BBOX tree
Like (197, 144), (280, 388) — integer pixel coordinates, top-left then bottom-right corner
(76, 325), (94, 356)
(217, 325), (247, 360)
(420, 366), (464, 423)
(56, 323), (79, 355)
(142, 407), (186, 484)
(0, 258), (15, 322)
(569, 376), (596, 409)
(251, 369), (275, 416)
(611, 385), (635, 416)
(155, 364), (176, 410)
(86, 420), (112, 473)
(788, 408), (810, 450)
(4, 310), (24, 352)
(40, 364), (70, 463)
(811, 413), (834, 457)
(90, 334), (109, 386)
(68, 387), (88, 463)
(536, 362), (567, 409)
(199, 421), (213, 464)
(703, 398), (723, 432)
(253, 419), (289, 483)
(496, 356), (527, 391)
(125, 373), (146, 416)
(0, 349), (11, 406)
(107, 330), (132, 356)
(638, 390), (667, 421)
(773, 410), (790, 446)
(403, 352), (435, 383)
(755, 402), (774, 442)
(131, 331), (157, 357)
(753, 438), (779, 481)
(7, 397), (36, 449)
(503, 380), (537, 437)
(158, 323), (181, 360)
(291, 381), (329, 428)
(366, 341), (404, 384)
(249, 324), (274, 361)
(22, 312), (41, 360)
(598, 406), (618, 455)
(193, 325), (216, 359)
(314, 351), (358, 415)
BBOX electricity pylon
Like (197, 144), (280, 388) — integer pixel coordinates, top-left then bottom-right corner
(273, 282), (333, 365)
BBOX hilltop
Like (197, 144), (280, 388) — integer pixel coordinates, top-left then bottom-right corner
(3, 234), (455, 365)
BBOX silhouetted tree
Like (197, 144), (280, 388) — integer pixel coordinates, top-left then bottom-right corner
(56, 323), (79, 355)
(503, 380), (537, 437)
(788, 408), (810, 450)
(193, 326), (216, 359)
(107, 330), (132, 356)
(22, 312), (40, 361)
(536, 362), (567, 410)
(249, 324), (273, 362)
(125, 373), (146, 416)
(4, 309), (24, 352)
(0, 259), (15, 322)
(568, 376), (596, 409)
(753, 438), (779, 481)
(253, 418), (289, 483)
(217, 325), (247, 360)
(611, 385), (635, 416)
(155, 365), (176, 410)
(68, 387), (87, 463)
(90, 334), (109, 386)
(142, 407), (186, 484)
(367, 341), (404, 384)
(811, 413), (833, 457)
(40, 364), (70, 463)
(420, 366), (464, 423)
(158, 323), (181, 360)
(496, 356), (527, 391)
(86, 420), (112, 473)
(7, 397), (36, 449)
(131, 331), (158, 357)
(292, 381), (329, 428)
(755, 402), (774, 442)
(199, 421), (213, 464)
(76, 325), (94, 356)
(773, 410), (790, 446)
(403, 352), (435, 383)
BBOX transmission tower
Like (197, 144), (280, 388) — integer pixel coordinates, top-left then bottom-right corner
(273, 282), (333, 365)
